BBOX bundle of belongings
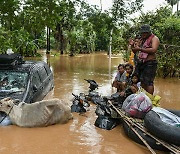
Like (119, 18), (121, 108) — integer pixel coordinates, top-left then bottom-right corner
(122, 92), (152, 119)
(122, 88), (161, 119)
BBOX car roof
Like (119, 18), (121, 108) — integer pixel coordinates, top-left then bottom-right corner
(0, 61), (46, 72)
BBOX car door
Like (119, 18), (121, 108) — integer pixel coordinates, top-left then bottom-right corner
(31, 70), (43, 102)
(43, 63), (54, 92)
(38, 63), (54, 98)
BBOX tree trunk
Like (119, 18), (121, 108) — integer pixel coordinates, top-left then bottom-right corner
(177, 0), (179, 15)
(46, 27), (50, 54)
(100, 0), (102, 12)
(171, 0), (174, 12)
(56, 24), (64, 54)
(34, 31), (38, 54)
(109, 28), (113, 58)
(60, 28), (64, 55)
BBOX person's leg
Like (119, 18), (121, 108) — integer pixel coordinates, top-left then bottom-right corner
(112, 81), (123, 92)
(117, 82), (124, 92)
(112, 81), (119, 92)
(140, 82), (146, 90)
(141, 82), (154, 94)
(112, 81), (117, 88)
(142, 84), (154, 95)
(146, 85), (154, 95)
(140, 61), (157, 95)
(121, 82), (126, 91)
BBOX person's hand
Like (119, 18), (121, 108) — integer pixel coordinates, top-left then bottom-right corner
(132, 47), (142, 53)
(131, 86), (138, 93)
(129, 38), (134, 46)
(134, 42), (139, 47)
(120, 91), (125, 96)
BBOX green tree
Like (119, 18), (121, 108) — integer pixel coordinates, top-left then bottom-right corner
(111, 0), (143, 25)
(109, 0), (143, 56)
(0, 0), (20, 31)
(67, 20), (96, 56)
(165, 0), (179, 12)
(88, 12), (113, 51)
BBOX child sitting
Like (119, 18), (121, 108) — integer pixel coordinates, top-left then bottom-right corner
(125, 63), (134, 86)
(129, 73), (140, 94)
(119, 73), (140, 101)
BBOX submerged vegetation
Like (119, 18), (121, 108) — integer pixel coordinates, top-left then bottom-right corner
(0, 0), (179, 77)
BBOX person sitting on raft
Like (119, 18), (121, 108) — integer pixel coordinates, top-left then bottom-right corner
(112, 64), (127, 92)
(125, 63), (134, 86)
(120, 73), (140, 99)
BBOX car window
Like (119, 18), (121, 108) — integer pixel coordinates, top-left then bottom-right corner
(0, 71), (28, 92)
(32, 72), (41, 88)
(38, 66), (48, 82)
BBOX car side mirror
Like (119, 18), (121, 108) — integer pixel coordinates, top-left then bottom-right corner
(33, 85), (38, 92)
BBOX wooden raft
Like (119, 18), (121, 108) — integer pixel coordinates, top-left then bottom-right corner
(108, 101), (180, 154)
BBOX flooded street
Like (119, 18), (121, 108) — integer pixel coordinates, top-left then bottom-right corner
(0, 53), (179, 154)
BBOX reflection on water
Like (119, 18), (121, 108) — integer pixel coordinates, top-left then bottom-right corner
(0, 52), (179, 154)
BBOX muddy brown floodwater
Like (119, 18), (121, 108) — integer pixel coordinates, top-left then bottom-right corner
(0, 52), (179, 154)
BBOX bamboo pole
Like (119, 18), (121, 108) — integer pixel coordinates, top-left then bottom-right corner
(135, 121), (180, 154)
(108, 101), (180, 154)
(124, 119), (156, 154)
(107, 101), (156, 154)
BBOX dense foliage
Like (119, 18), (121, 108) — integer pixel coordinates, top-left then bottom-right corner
(0, 0), (179, 77)
(0, 0), (143, 55)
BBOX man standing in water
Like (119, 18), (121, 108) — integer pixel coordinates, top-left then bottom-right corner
(131, 24), (160, 95)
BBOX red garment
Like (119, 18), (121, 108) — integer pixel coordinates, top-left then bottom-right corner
(139, 34), (155, 61)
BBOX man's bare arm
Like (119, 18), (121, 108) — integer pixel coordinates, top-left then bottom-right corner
(132, 36), (160, 54)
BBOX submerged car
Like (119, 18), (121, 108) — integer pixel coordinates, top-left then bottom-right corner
(0, 53), (54, 103)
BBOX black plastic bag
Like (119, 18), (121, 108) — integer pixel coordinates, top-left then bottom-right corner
(94, 115), (119, 130)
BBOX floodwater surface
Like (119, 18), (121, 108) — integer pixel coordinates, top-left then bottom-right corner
(0, 52), (179, 154)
